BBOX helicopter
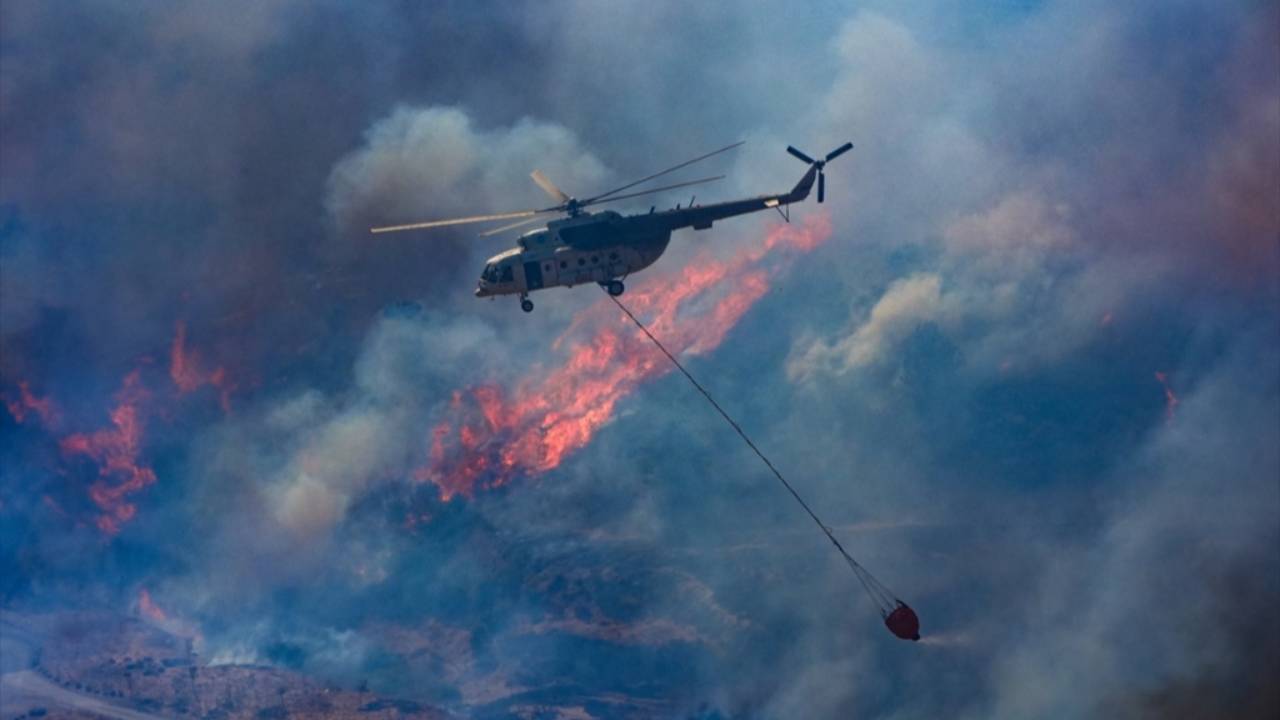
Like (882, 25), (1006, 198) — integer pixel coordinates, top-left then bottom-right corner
(371, 141), (853, 312)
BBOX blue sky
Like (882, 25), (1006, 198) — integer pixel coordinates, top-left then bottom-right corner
(2, 1), (1277, 717)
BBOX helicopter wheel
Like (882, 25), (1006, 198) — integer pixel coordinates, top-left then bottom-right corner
(520, 298), (534, 313)
(606, 280), (625, 297)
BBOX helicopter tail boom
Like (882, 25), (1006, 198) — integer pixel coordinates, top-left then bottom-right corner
(780, 164), (819, 204)
(656, 141), (849, 233)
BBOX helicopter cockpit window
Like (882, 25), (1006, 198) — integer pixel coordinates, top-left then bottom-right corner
(482, 265), (497, 282)
(499, 265), (514, 283)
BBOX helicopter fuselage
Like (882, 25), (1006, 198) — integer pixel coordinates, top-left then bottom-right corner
(476, 163), (818, 303)
(476, 211), (672, 298)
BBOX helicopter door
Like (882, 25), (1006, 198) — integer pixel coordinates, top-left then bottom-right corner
(523, 260), (544, 291)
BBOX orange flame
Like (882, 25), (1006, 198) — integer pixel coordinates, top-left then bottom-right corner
(137, 588), (168, 623)
(12, 324), (229, 534)
(418, 216), (832, 500)
(170, 320), (234, 412)
(3, 381), (59, 426)
(1154, 371), (1179, 422)
(137, 586), (202, 642)
(60, 370), (157, 535)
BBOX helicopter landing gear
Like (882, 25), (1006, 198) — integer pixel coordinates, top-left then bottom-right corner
(604, 280), (625, 297)
(520, 295), (534, 313)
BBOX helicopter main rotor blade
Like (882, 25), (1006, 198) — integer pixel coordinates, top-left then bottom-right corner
(582, 175), (724, 208)
(530, 170), (571, 204)
(583, 141), (743, 205)
(479, 215), (546, 237)
(370, 209), (544, 234)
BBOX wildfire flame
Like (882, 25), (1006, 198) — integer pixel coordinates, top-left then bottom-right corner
(137, 588), (169, 623)
(418, 216), (832, 500)
(60, 370), (157, 535)
(10, 321), (235, 535)
(3, 381), (59, 426)
(170, 320), (234, 411)
(136, 586), (202, 642)
(1154, 370), (1179, 422)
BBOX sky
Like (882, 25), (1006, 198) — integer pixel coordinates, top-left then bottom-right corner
(2, 0), (1278, 717)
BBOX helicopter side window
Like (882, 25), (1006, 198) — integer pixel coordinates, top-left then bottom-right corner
(500, 265), (514, 283)
(560, 261), (567, 269)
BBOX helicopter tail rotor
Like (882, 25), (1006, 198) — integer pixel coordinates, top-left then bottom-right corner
(787, 142), (853, 203)
(786, 146), (816, 164)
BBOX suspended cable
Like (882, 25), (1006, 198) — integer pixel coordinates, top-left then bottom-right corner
(605, 292), (918, 640)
